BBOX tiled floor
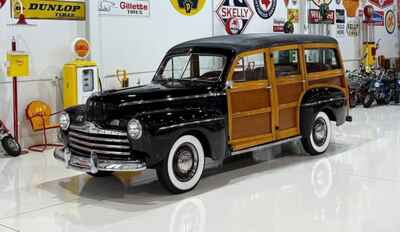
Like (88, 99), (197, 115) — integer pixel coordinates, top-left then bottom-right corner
(1, 106), (400, 232)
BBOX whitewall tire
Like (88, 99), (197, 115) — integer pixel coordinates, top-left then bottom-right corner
(302, 111), (332, 156)
(157, 135), (205, 194)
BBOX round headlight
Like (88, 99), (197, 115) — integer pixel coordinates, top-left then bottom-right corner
(60, 112), (70, 131)
(127, 119), (142, 140)
(374, 82), (380, 88)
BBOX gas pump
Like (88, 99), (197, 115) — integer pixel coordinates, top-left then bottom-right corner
(63, 38), (99, 108)
(361, 5), (376, 67)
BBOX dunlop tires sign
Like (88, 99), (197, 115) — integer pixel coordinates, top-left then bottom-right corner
(13, 0), (85, 20)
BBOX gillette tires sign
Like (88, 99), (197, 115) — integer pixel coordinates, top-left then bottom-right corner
(99, 0), (150, 16)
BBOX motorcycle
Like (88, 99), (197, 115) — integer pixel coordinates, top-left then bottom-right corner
(363, 69), (393, 108)
(347, 68), (372, 108)
(0, 120), (21, 157)
(392, 71), (400, 104)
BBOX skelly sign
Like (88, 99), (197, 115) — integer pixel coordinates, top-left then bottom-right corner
(12, 0), (85, 20)
(216, 0), (254, 34)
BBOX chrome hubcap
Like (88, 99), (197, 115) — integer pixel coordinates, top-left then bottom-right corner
(312, 118), (328, 146)
(173, 143), (199, 182)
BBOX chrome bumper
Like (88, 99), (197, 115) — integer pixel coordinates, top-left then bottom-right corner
(54, 147), (147, 173)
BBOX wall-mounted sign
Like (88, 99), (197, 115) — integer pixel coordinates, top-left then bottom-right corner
(288, 8), (299, 23)
(254, 0), (277, 19)
(369, 0), (393, 8)
(312, 0), (332, 7)
(217, 0), (254, 34)
(373, 10), (384, 26)
(170, 0), (206, 16)
(343, 0), (359, 17)
(98, 0), (150, 16)
(336, 9), (345, 23)
(272, 18), (285, 32)
(308, 9), (335, 24)
(225, 17), (243, 34)
(385, 9), (395, 33)
(0, 0), (6, 9)
(346, 21), (359, 36)
(336, 24), (345, 36)
(12, 0), (85, 20)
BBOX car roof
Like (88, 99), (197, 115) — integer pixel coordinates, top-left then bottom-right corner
(169, 33), (338, 54)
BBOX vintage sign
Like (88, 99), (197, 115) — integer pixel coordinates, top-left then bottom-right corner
(373, 10), (384, 26)
(272, 18), (285, 32)
(216, 0), (254, 34)
(336, 9), (345, 23)
(98, 0), (150, 16)
(369, 0), (393, 8)
(170, 0), (206, 16)
(288, 8), (299, 23)
(385, 9), (395, 33)
(0, 0), (6, 9)
(12, 0), (85, 20)
(312, 0), (333, 6)
(343, 0), (359, 17)
(284, 0), (289, 7)
(308, 9), (335, 24)
(346, 21), (359, 36)
(254, 0), (277, 19)
(336, 23), (345, 36)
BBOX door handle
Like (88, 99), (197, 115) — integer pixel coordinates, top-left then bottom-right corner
(266, 85), (272, 90)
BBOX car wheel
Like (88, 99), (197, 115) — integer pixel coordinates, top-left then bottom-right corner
(156, 135), (205, 194)
(87, 171), (114, 177)
(1, 135), (21, 157)
(301, 111), (332, 156)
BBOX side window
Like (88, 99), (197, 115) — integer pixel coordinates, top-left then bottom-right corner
(232, 53), (266, 82)
(273, 49), (300, 77)
(305, 48), (341, 73)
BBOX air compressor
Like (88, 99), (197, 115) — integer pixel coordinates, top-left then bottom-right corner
(63, 38), (100, 108)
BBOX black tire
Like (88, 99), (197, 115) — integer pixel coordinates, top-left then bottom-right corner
(395, 92), (400, 104)
(301, 111), (332, 156)
(363, 93), (374, 108)
(87, 171), (114, 177)
(1, 135), (21, 157)
(156, 135), (205, 194)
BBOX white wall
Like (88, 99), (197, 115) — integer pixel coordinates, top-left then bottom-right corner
(0, 2), (85, 147)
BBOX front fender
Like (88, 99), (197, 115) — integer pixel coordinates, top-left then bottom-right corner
(134, 108), (227, 167)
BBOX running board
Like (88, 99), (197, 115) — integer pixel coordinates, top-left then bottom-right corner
(231, 136), (302, 156)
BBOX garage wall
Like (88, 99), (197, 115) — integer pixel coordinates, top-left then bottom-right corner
(0, 2), (85, 147)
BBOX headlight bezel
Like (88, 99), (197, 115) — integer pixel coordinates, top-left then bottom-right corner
(60, 112), (70, 131)
(127, 119), (142, 140)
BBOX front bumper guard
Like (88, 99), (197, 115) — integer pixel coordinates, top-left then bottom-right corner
(54, 147), (147, 173)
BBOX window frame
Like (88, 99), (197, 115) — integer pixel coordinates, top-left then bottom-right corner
(270, 44), (304, 83)
(302, 43), (344, 79)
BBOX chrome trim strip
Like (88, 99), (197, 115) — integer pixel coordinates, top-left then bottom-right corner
(301, 97), (347, 107)
(69, 132), (129, 144)
(54, 148), (146, 172)
(119, 92), (226, 107)
(232, 136), (302, 156)
(159, 117), (225, 131)
(70, 122), (127, 136)
(69, 137), (131, 150)
(69, 143), (131, 156)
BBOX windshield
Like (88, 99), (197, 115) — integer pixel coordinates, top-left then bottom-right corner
(154, 54), (226, 82)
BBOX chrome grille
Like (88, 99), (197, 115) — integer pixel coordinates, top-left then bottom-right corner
(67, 123), (131, 159)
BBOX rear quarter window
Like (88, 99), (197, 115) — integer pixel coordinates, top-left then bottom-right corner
(304, 48), (341, 73)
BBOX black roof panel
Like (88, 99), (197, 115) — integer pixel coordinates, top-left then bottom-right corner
(170, 33), (338, 54)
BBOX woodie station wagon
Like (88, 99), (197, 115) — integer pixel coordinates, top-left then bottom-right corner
(55, 34), (352, 193)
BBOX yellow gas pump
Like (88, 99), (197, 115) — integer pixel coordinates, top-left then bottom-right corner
(63, 38), (99, 108)
(362, 5), (376, 67)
